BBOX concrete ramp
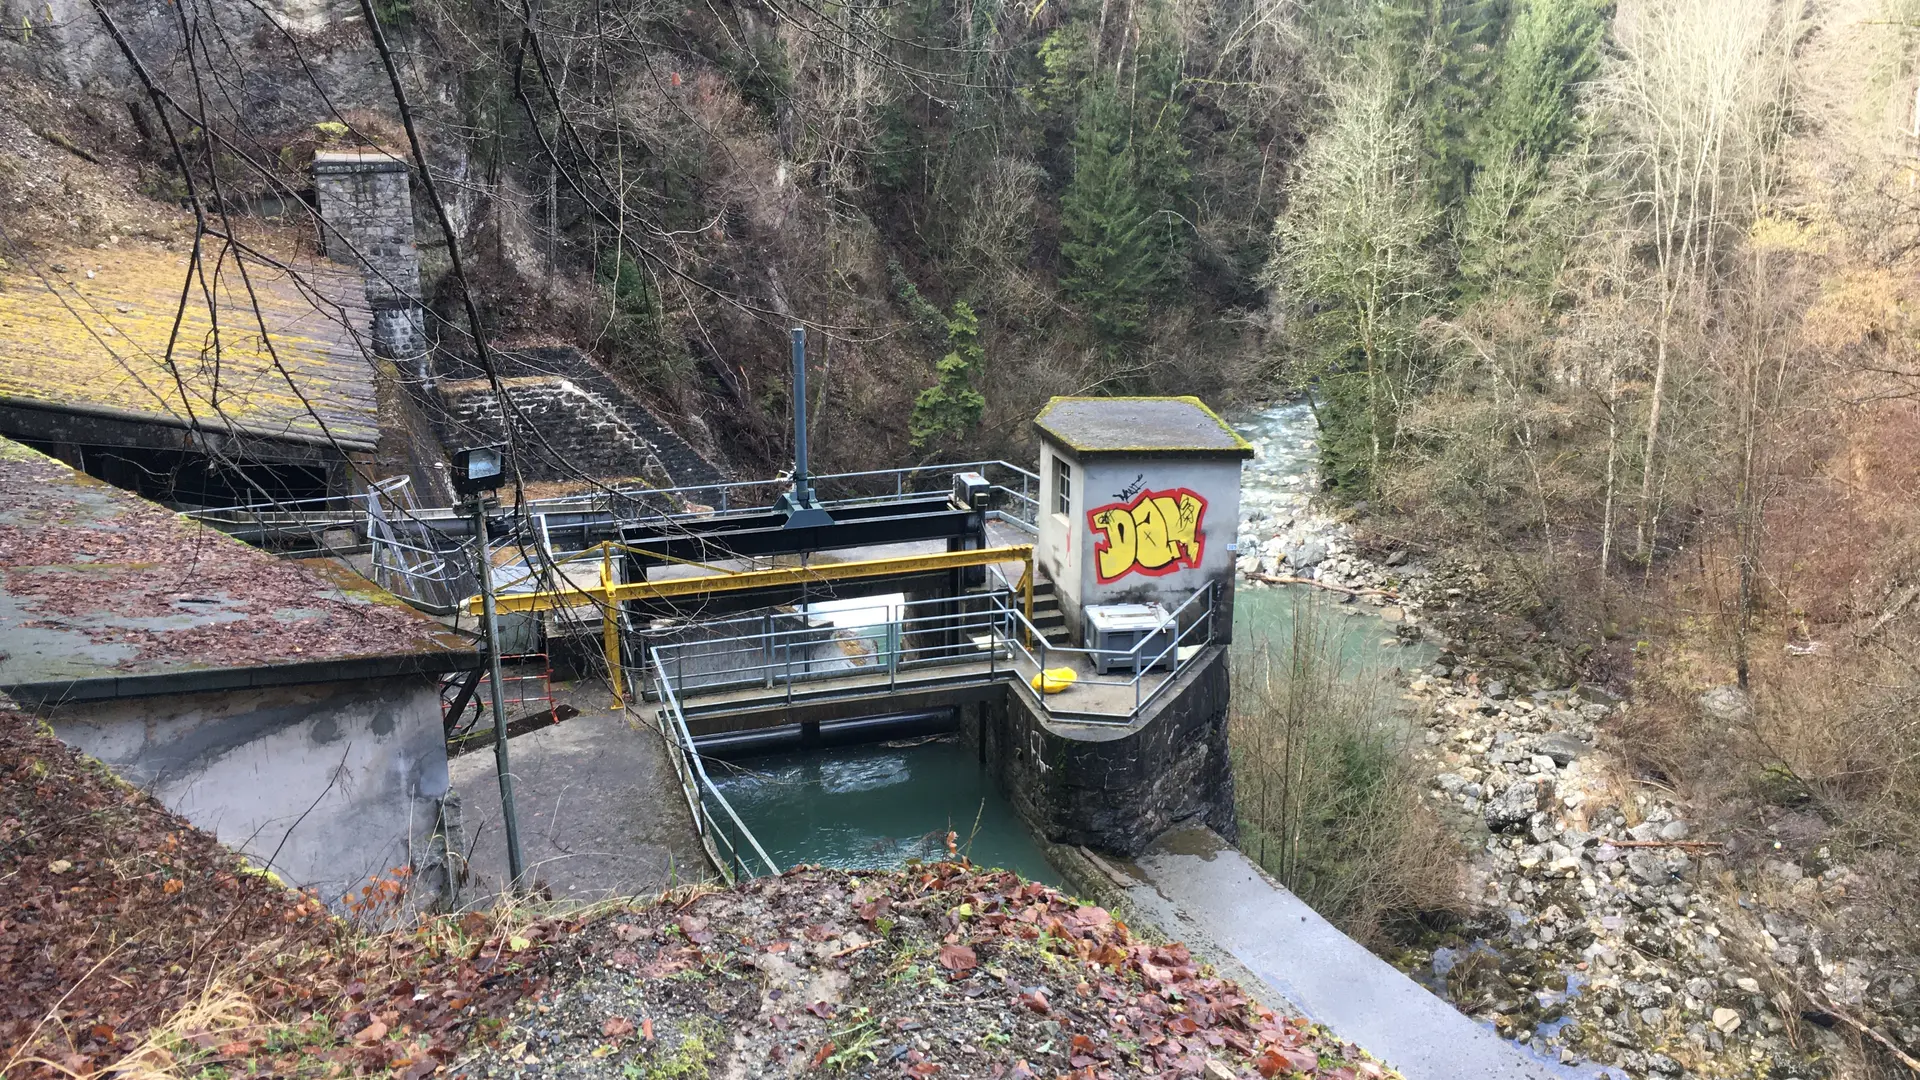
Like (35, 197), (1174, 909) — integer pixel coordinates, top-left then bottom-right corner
(1104, 826), (1591, 1080)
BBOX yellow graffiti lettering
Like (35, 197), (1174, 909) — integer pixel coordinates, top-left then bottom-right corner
(1133, 497), (1173, 570)
(1092, 507), (1136, 582)
(1174, 492), (1201, 554)
(1088, 487), (1209, 582)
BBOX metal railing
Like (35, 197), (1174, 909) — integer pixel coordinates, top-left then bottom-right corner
(649, 650), (782, 883)
(187, 459), (1043, 614)
(986, 582), (1218, 723)
(649, 583), (1218, 726)
(648, 593), (1012, 707)
(187, 458), (1041, 535)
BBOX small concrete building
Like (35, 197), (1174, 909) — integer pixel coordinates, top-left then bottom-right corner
(1033, 396), (1253, 645)
(0, 437), (477, 905)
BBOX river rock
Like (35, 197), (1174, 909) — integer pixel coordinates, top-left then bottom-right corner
(1284, 538), (1329, 569)
(1628, 849), (1676, 885)
(1700, 684), (1753, 725)
(1486, 777), (1554, 832)
(1535, 732), (1591, 766)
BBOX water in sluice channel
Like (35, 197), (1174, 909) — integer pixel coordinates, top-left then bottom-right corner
(707, 736), (1060, 885)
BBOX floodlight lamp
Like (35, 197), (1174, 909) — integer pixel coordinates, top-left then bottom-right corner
(453, 445), (507, 495)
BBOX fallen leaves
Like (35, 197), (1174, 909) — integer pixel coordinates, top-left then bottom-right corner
(678, 914), (714, 945)
(936, 943), (978, 974)
(601, 1015), (635, 1039)
(1256, 1046), (1321, 1077)
(353, 1021), (389, 1045)
(0, 705), (562, 1080)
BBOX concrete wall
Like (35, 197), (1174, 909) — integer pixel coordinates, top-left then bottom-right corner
(312, 150), (426, 365)
(1036, 442), (1079, 621)
(46, 675), (452, 907)
(1037, 447), (1243, 646)
(973, 646), (1237, 855)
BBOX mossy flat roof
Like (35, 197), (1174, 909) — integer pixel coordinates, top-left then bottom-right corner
(0, 438), (474, 703)
(0, 244), (378, 452)
(1033, 396), (1254, 459)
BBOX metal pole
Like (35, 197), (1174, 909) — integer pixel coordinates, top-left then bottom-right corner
(790, 327), (811, 504)
(473, 495), (526, 888)
(601, 542), (623, 708)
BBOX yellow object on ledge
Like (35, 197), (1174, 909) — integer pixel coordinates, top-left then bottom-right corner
(1030, 667), (1077, 694)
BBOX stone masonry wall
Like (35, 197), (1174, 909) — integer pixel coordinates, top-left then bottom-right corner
(973, 647), (1238, 856)
(441, 376), (675, 487)
(312, 149), (425, 363)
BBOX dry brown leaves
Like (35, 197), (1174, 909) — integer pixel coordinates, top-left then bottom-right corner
(0, 706), (556, 1078)
(0, 450), (452, 671)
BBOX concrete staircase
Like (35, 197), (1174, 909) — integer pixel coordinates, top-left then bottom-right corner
(1027, 579), (1071, 645)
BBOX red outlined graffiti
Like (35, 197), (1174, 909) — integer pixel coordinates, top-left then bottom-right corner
(1087, 487), (1207, 584)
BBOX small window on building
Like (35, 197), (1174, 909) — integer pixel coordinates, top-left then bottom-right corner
(1053, 458), (1072, 517)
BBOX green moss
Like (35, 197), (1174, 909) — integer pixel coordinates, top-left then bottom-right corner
(625, 1017), (719, 1080)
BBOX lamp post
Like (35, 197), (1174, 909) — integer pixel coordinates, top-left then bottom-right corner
(453, 447), (525, 889)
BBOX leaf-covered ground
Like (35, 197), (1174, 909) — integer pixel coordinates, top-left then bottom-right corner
(464, 864), (1397, 1080)
(5, 699), (1397, 1079)
(0, 704), (560, 1078)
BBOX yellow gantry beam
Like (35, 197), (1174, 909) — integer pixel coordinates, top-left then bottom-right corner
(467, 544), (1036, 708)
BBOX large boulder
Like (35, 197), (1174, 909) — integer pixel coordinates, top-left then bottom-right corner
(1285, 538), (1329, 569)
(1535, 733), (1591, 767)
(1700, 684), (1752, 725)
(1484, 777), (1554, 833)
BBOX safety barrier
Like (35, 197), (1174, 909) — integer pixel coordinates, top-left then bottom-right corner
(648, 650), (783, 883)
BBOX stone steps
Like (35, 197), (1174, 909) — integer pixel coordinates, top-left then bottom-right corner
(434, 345), (724, 491)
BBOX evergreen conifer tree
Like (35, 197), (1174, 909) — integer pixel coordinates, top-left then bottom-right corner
(909, 301), (988, 448)
(1456, 0), (1606, 296)
(1060, 81), (1158, 346)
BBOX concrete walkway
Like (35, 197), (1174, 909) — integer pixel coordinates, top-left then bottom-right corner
(450, 680), (711, 903)
(1106, 826), (1600, 1080)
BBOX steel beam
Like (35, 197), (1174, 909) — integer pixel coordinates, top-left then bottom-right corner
(469, 544), (1033, 615)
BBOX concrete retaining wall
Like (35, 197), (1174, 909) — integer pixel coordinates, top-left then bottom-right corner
(45, 674), (452, 907)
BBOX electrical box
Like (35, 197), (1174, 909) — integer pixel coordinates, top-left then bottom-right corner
(1084, 602), (1175, 675)
(952, 471), (991, 510)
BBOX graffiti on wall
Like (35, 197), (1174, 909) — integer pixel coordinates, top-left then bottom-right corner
(1087, 487), (1208, 584)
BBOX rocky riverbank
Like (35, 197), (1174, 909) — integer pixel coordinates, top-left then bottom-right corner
(1227, 407), (1910, 1080)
